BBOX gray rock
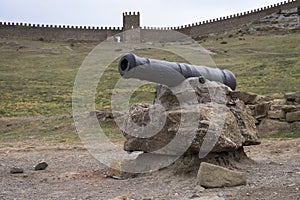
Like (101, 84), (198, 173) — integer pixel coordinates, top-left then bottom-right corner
(286, 111), (300, 122)
(282, 105), (300, 113)
(107, 153), (177, 177)
(270, 99), (286, 109)
(285, 92), (300, 101)
(258, 119), (290, 134)
(191, 196), (225, 200)
(154, 78), (232, 110)
(238, 91), (258, 104)
(257, 95), (274, 102)
(93, 110), (124, 122)
(287, 100), (297, 105)
(107, 159), (134, 179)
(34, 161), (48, 171)
(10, 167), (24, 174)
(291, 122), (300, 130)
(193, 185), (205, 193)
(268, 110), (285, 119)
(122, 79), (260, 155)
(254, 102), (271, 119)
(238, 92), (273, 105)
(197, 162), (247, 188)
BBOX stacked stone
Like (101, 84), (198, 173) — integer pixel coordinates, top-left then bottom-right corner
(239, 91), (300, 134)
(122, 78), (260, 156)
(282, 92), (300, 128)
(107, 78), (261, 180)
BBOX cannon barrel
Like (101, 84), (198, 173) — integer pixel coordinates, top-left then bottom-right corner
(118, 53), (236, 90)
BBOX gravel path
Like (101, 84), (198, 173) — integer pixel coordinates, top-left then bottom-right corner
(0, 138), (299, 200)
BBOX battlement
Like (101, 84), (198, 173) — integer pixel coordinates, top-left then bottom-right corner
(0, 21), (122, 31)
(141, 27), (173, 30)
(123, 12), (140, 16)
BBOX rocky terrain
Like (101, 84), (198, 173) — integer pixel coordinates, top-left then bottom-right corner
(0, 138), (299, 200)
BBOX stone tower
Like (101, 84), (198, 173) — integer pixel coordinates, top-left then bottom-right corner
(123, 12), (140, 31)
(122, 12), (141, 42)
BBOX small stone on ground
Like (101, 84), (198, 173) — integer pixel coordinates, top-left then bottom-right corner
(34, 161), (48, 171)
(191, 195), (225, 200)
(197, 162), (247, 188)
(10, 167), (24, 174)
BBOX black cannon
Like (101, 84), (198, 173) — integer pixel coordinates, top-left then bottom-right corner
(118, 53), (236, 90)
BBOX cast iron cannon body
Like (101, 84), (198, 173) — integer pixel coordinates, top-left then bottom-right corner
(118, 53), (236, 90)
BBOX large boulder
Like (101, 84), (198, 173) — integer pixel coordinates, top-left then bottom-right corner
(122, 78), (260, 155)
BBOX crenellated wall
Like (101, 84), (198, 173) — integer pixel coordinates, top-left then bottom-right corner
(0, 22), (122, 42)
(139, 0), (298, 36)
(0, 0), (299, 42)
(179, 0), (299, 37)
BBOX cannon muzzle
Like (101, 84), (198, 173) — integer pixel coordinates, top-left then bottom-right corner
(118, 53), (236, 90)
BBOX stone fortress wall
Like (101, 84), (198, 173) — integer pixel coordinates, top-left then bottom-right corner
(0, 0), (299, 42)
(0, 22), (123, 42)
(177, 0), (299, 37)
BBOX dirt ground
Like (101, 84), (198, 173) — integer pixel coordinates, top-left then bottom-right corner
(0, 138), (299, 200)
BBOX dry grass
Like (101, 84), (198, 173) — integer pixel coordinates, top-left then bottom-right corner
(0, 28), (299, 142)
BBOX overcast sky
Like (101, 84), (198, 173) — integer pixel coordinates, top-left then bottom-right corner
(0, 0), (285, 27)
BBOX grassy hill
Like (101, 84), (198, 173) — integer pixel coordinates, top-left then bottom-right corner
(0, 28), (299, 143)
(200, 30), (300, 96)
